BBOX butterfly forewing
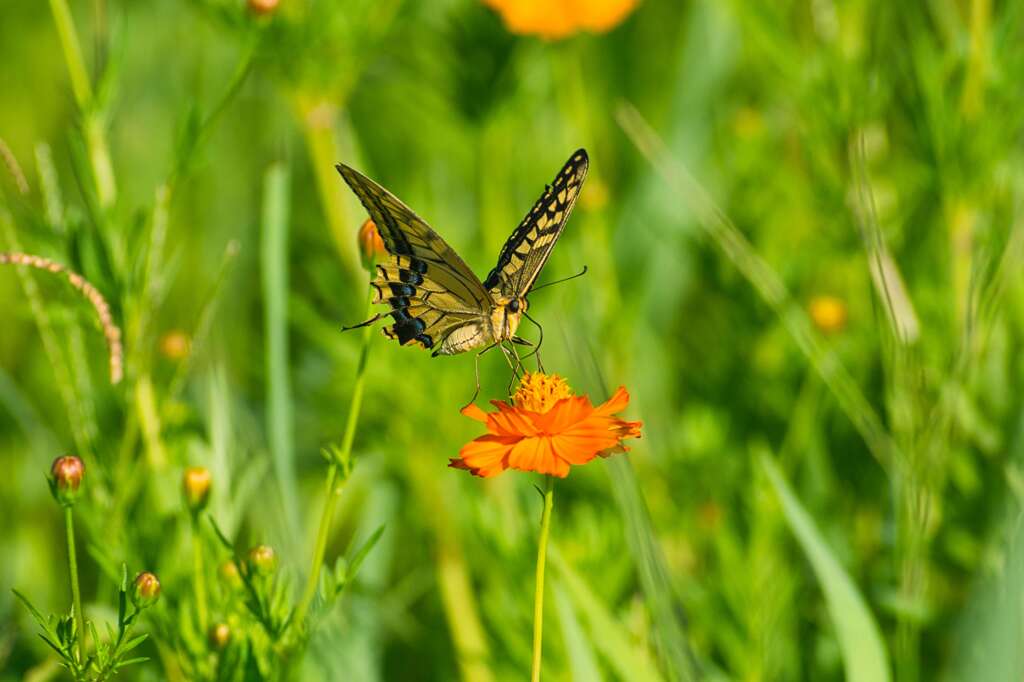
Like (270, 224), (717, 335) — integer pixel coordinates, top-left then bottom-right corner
(483, 149), (589, 300)
(336, 163), (492, 353)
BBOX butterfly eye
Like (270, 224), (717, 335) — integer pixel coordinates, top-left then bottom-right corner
(508, 299), (520, 313)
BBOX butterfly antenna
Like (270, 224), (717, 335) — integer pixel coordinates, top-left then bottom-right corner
(528, 265), (588, 293)
(341, 312), (384, 332)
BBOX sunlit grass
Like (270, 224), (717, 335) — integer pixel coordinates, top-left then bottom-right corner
(3, 0), (1024, 680)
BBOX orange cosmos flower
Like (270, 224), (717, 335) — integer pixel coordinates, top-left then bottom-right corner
(451, 372), (642, 478)
(484, 0), (639, 40)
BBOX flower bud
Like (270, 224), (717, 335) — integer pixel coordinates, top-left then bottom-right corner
(248, 0), (278, 16)
(247, 545), (277, 576)
(49, 455), (84, 507)
(357, 218), (387, 268)
(209, 623), (231, 649)
(132, 571), (161, 609)
(183, 466), (211, 512)
(219, 560), (243, 590)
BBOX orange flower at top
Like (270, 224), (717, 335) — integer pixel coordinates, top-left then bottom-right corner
(451, 372), (642, 478)
(484, 0), (639, 40)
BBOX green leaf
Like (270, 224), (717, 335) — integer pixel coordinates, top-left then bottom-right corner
(208, 515), (236, 551)
(120, 633), (149, 653)
(345, 525), (385, 582)
(12, 589), (49, 631)
(37, 633), (66, 659)
(761, 455), (891, 682)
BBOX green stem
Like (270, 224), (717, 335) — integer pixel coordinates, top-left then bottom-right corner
(48, 0), (93, 108)
(530, 476), (555, 682)
(295, 462), (340, 627)
(293, 294), (374, 627)
(192, 517), (209, 636)
(48, 0), (117, 209)
(84, 115), (117, 209)
(65, 505), (85, 663)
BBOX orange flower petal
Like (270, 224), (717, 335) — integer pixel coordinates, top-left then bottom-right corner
(508, 436), (569, 477)
(460, 403), (490, 424)
(611, 417), (643, 440)
(550, 433), (602, 466)
(593, 386), (631, 417)
(554, 432), (619, 462)
(537, 395), (595, 433)
(574, 0), (638, 32)
(488, 400), (540, 436)
(458, 433), (519, 477)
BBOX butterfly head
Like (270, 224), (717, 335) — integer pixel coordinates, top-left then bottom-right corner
(491, 296), (528, 341)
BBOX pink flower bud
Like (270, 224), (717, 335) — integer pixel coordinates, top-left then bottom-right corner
(49, 455), (84, 506)
(132, 571), (161, 609)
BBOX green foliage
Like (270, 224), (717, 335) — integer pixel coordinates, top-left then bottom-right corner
(4, 0), (1024, 680)
(13, 564), (152, 681)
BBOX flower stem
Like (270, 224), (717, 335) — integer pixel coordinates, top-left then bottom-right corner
(293, 294), (374, 627)
(531, 475), (555, 682)
(47, 0), (117, 209)
(295, 462), (339, 627)
(65, 505), (85, 663)
(192, 517), (209, 635)
(48, 0), (92, 108)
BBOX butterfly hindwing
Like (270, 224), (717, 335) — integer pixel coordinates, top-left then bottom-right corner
(336, 163), (493, 352)
(483, 149), (589, 299)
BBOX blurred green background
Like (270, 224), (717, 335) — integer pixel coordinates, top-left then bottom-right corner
(3, 0), (1024, 679)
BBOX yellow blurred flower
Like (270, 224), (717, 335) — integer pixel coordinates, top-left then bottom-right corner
(484, 0), (639, 40)
(159, 330), (191, 361)
(209, 623), (231, 649)
(808, 295), (848, 334)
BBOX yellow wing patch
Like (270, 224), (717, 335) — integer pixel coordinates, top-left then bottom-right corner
(483, 150), (588, 300)
(336, 163), (494, 354)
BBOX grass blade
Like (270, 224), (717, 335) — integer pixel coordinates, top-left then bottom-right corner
(553, 583), (603, 682)
(261, 162), (298, 533)
(761, 454), (891, 682)
(551, 549), (664, 682)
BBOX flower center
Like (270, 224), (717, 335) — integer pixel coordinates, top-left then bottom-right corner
(512, 372), (573, 413)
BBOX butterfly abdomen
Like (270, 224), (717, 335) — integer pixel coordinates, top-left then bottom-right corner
(434, 322), (493, 356)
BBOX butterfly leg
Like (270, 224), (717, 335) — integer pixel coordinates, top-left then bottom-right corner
(462, 342), (499, 410)
(341, 312), (384, 332)
(503, 342), (529, 396)
(519, 311), (546, 372)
